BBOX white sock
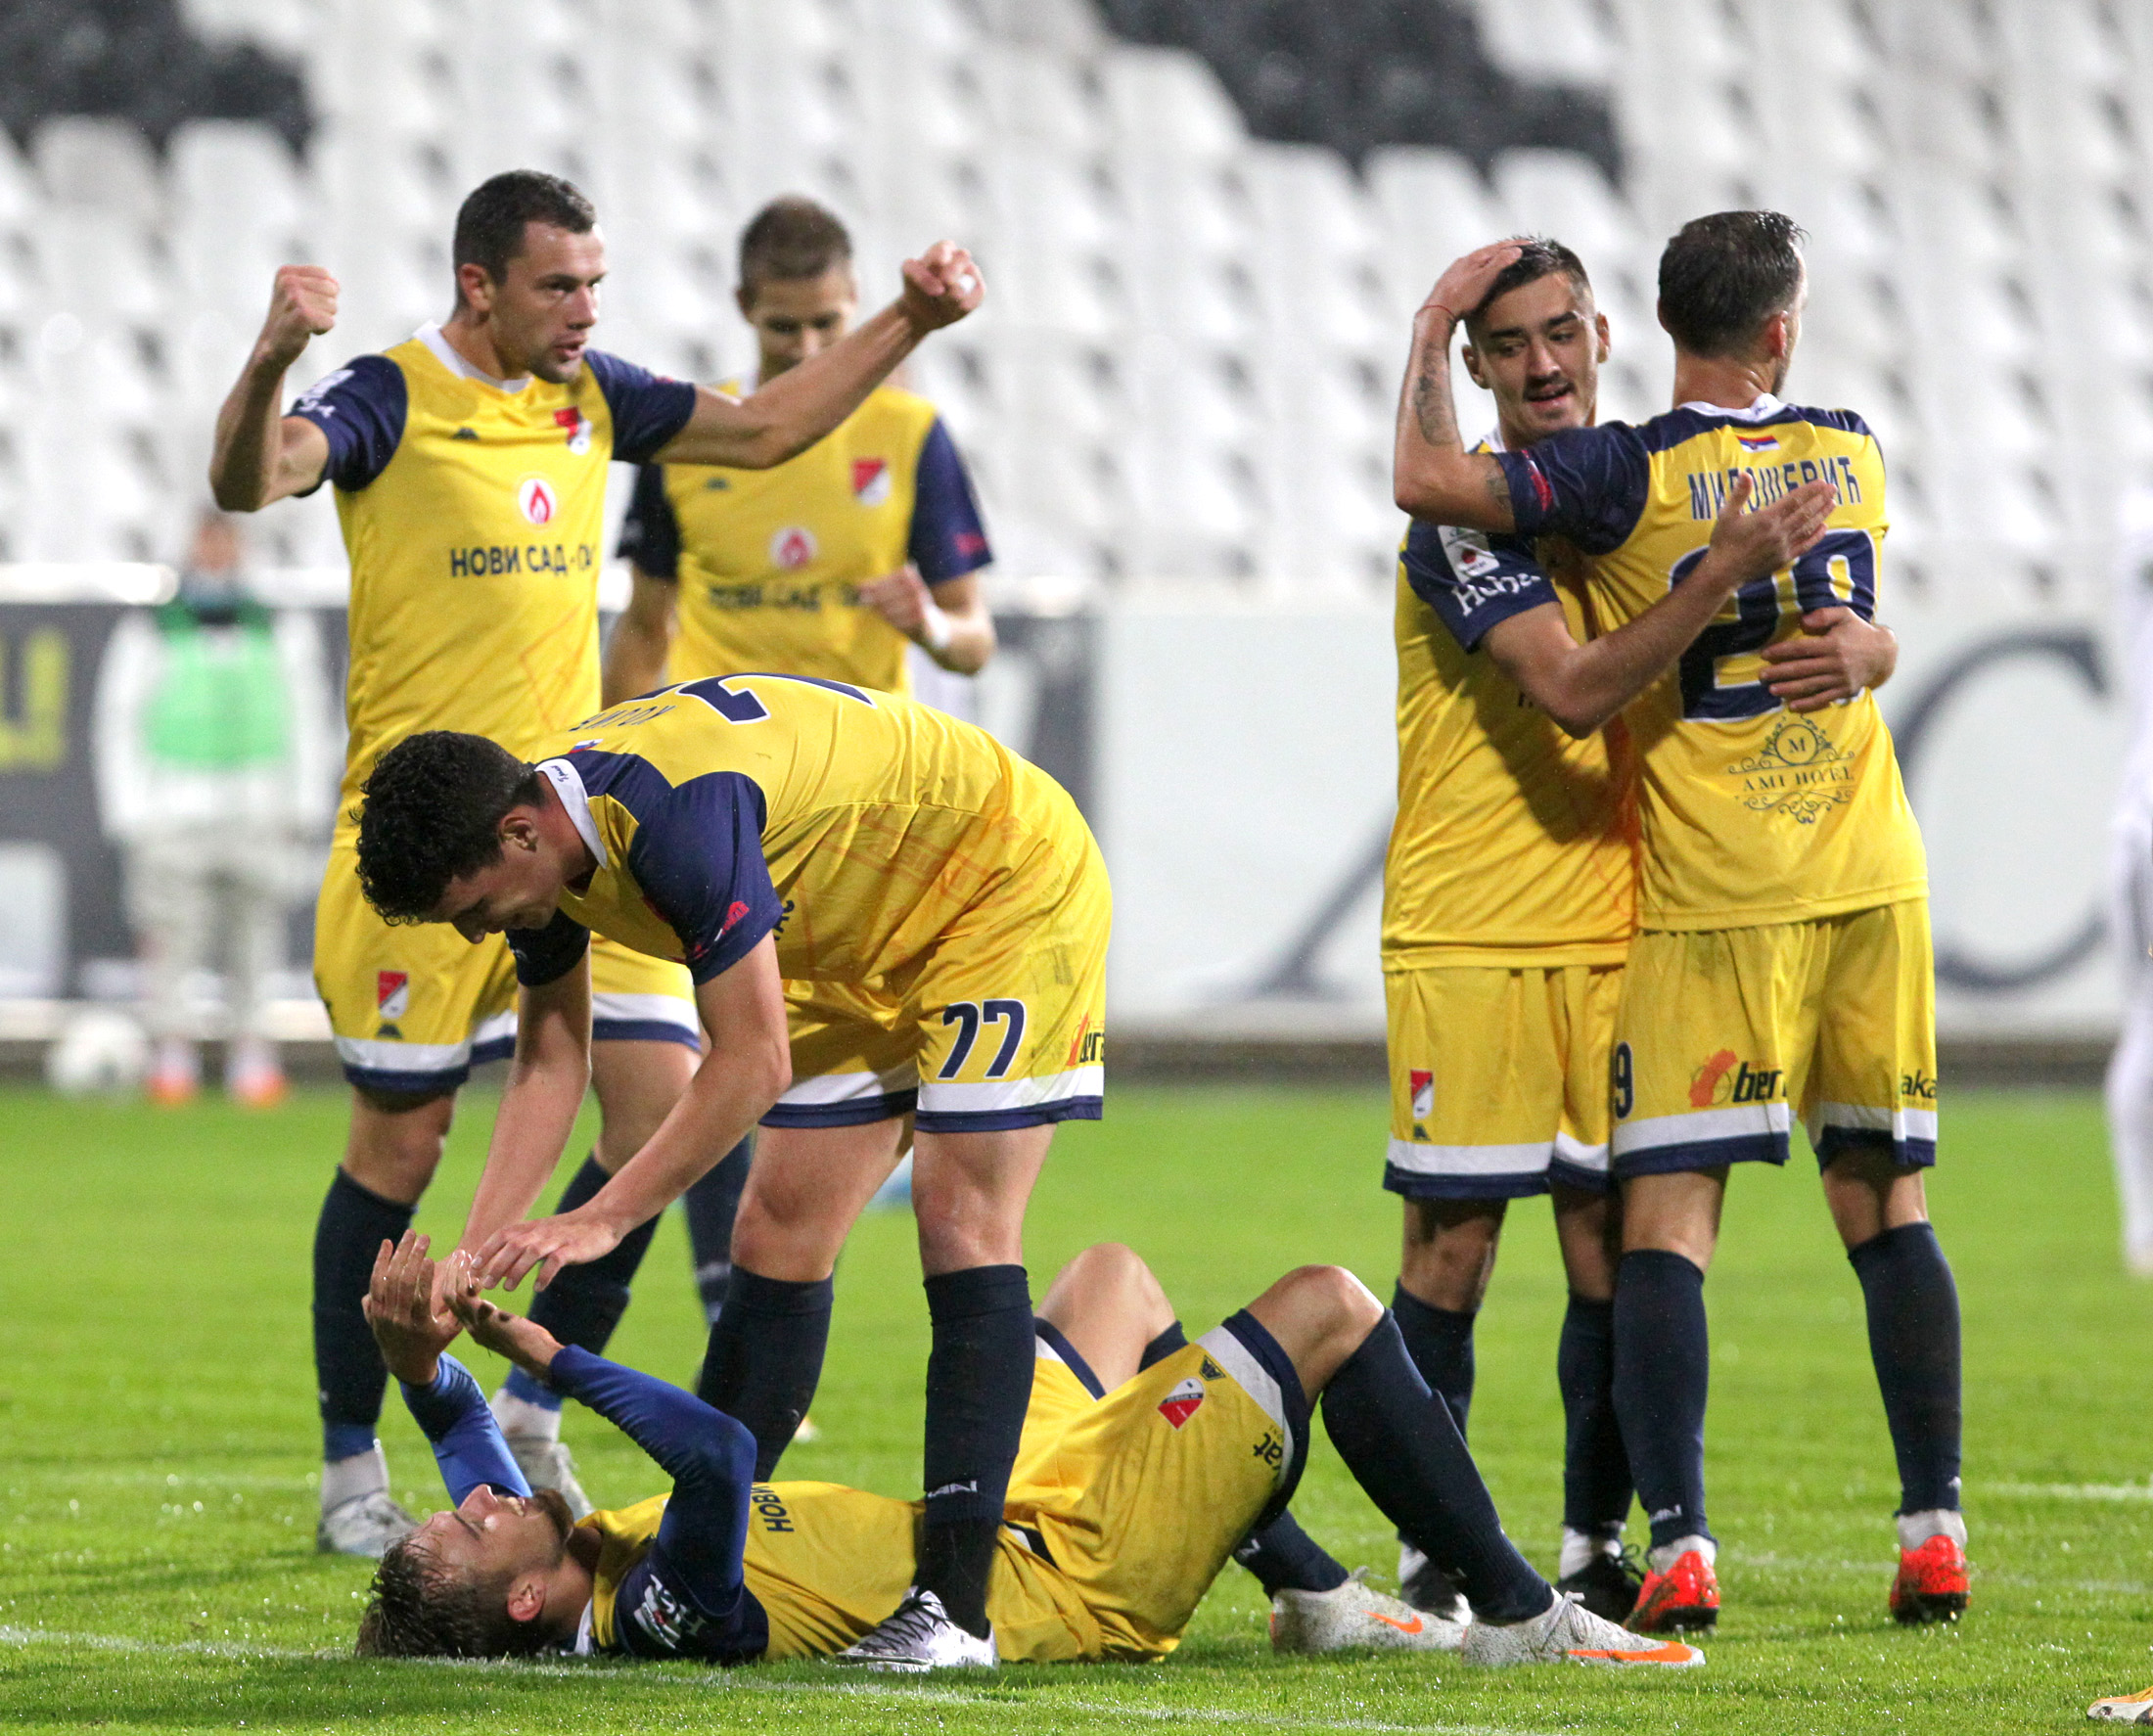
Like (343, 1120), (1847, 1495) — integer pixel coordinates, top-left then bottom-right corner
(1558, 1527), (1622, 1579)
(321, 1441), (388, 1512)
(1648, 1533), (1716, 1574)
(491, 1388), (562, 1441)
(1896, 1508), (1965, 1551)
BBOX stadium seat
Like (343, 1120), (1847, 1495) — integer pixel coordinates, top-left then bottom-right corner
(1366, 146), (1502, 325)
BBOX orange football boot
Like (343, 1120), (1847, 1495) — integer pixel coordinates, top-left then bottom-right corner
(1626, 1547), (1718, 1634)
(1889, 1533), (1969, 1623)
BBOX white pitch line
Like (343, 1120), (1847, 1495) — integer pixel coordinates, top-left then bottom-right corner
(0, 1625), (1571, 1736)
(1989, 1481), (2153, 1503)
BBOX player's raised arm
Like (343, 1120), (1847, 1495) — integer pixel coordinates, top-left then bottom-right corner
(654, 243), (985, 471)
(476, 936), (791, 1292)
(1395, 243), (1527, 529)
(1484, 471), (1839, 737)
(209, 266), (339, 510)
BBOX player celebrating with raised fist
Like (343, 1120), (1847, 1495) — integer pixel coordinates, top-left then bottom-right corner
(207, 169), (983, 1559)
(1395, 215), (1966, 1632)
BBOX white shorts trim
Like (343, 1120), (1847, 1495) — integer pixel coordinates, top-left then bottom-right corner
(591, 991), (701, 1038)
(775, 1067), (916, 1109)
(1809, 1102), (1939, 1144)
(1553, 1129), (1611, 1175)
(1195, 1326), (1298, 1488)
(1385, 1137), (1552, 1175)
(334, 1033), (472, 1079)
(916, 1064), (1104, 1116)
(1612, 1100), (1792, 1156)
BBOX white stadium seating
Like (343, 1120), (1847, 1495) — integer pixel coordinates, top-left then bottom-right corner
(0, 0), (2136, 599)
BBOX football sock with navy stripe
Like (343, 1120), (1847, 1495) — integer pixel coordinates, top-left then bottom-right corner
(1557, 1294), (1634, 1536)
(1613, 1249), (1714, 1552)
(1848, 1220), (1963, 1515)
(507, 1154), (664, 1411)
(313, 1168), (414, 1463)
(919, 1263), (1034, 1638)
(682, 1136), (753, 1324)
(697, 1266), (834, 1481)
(1392, 1283), (1477, 1438)
(1320, 1310), (1553, 1623)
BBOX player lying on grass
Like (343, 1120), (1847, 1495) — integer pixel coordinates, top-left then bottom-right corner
(356, 1230), (1702, 1668)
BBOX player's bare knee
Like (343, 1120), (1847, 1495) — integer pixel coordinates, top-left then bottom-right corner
(1287, 1263), (1383, 1334)
(344, 1086), (454, 1201)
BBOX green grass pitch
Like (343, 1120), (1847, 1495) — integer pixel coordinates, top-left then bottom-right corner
(2, 1081), (2149, 1733)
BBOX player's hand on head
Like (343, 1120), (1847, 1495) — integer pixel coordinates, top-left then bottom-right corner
(473, 1208), (625, 1296)
(259, 265), (339, 366)
(1421, 241), (1526, 328)
(899, 243), (985, 331)
(443, 1251), (565, 1380)
(360, 1229), (460, 1385)
(856, 567), (931, 634)
(1708, 473), (1838, 580)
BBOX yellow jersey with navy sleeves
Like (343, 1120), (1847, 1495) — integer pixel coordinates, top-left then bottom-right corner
(290, 324), (696, 819)
(1386, 435), (1634, 966)
(506, 670), (1110, 1131)
(1496, 395), (1926, 929)
(616, 383), (990, 696)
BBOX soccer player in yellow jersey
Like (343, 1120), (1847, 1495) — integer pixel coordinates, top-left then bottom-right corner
(1382, 238), (1892, 1625)
(349, 672), (1110, 1666)
(604, 196), (996, 1348)
(352, 1228), (1702, 1668)
(206, 169), (984, 1557)
(1395, 215), (1968, 1633)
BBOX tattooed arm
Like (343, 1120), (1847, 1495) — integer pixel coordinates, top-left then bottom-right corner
(1394, 241), (1526, 529)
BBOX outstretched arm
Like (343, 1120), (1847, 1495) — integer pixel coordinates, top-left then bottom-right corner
(1393, 242), (1525, 529)
(209, 266), (338, 509)
(458, 956), (595, 1257)
(655, 244), (984, 471)
(1485, 473), (1840, 735)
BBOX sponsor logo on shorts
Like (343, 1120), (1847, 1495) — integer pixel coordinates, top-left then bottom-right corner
(1689, 1049), (1782, 1108)
(769, 525), (817, 570)
(1901, 1070), (1937, 1101)
(1409, 1068), (1435, 1120)
(516, 476), (557, 525)
(1066, 1014), (1104, 1068)
(376, 971), (409, 1020)
(1158, 1377), (1205, 1429)
(1251, 1430), (1283, 1470)
(851, 457), (892, 505)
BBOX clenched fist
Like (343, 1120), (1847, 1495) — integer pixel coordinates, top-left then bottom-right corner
(258, 264), (339, 367)
(899, 242), (985, 333)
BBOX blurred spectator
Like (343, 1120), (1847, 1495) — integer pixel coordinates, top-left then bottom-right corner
(93, 509), (334, 1104)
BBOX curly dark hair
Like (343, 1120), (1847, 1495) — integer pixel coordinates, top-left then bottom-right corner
(1658, 210), (1808, 358)
(353, 731), (542, 924)
(355, 1532), (540, 1659)
(1465, 235), (1593, 334)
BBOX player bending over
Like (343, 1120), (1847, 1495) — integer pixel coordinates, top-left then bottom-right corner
(356, 1229), (1703, 1668)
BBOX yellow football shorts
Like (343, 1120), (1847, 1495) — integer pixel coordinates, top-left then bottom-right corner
(1609, 897), (1938, 1177)
(314, 837), (698, 1093)
(992, 1315), (1306, 1662)
(1383, 962), (1623, 1199)
(762, 827), (1111, 1135)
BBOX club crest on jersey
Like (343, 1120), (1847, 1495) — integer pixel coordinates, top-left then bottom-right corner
(517, 476), (558, 525)
(1158, 1377), (1205, 1430)
(553, 406), (593, 454)
(1409, 1069), (1435, 1119)
(376, 971), (410, 1020)
(770, 525), (817, 570)
(850, 457), (892, 505)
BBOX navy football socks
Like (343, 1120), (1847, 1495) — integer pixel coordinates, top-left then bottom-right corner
(313, 1168), (414, 1462)
(681, 1137), (753, 1324)
(1140, 1319), (1188, 1367)
(1613, 1249), (1714, 1551)
(1848, 1220), (1963, 1515)
(1393, 1283), (1477, 1438)
(506, 1154), (664, 1411)
(1556, 1294), (1634, 1535)
(697, 1266), (834, 1481)
(1320, 1311), (1552, 1622)
(919, 1264), (1034, 1638)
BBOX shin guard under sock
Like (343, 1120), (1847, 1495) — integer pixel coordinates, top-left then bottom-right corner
(1613, 1249), (1713, 1552)
(1557, 1294), (1633, 1536)
(313, 1169), (414, 1462)
(1392, 1283), (1477, 1438)
(1320, 1311), (1551, 1622)
(1848, 1220), (1963, 1514)
(697, 1266), (834, 1480)
(682, 1136), (753, 1324)
(511, 1154), (663, 1408)
(919, 1264), (1033, 1637)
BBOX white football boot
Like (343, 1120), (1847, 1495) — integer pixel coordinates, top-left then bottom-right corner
(1464, 1592), (1705, 1667)
(505, 1436), (593, 1520)
(1398, 1540), (1473, 1624)
(1271, 1568), (1466, 1654)
(831, 1588), (997, 1670)
(2090, 1685), (2153, 1723)
(315, 1490), (419, 1558)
